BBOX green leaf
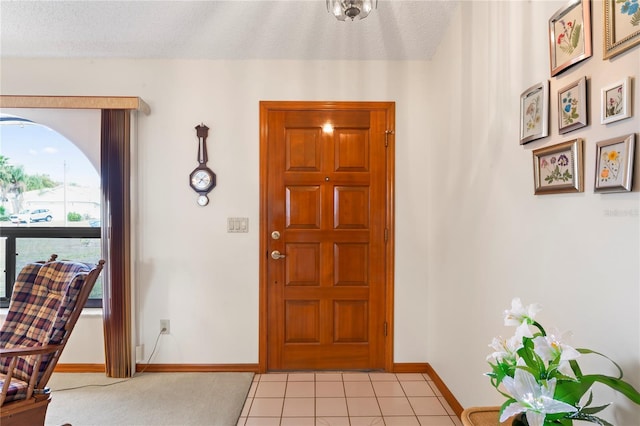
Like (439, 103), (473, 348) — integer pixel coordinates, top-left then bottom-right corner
(631, 10), (640, 27)
(584, 391), (594, 407)
(556, 373), (640, 406)
(576, 348), (623, 379)
(559, 45), (574, 55)
(571, 23), (582, 48)
(569, 359), (583, 378)
(579, 403), (611, 415)
(517, 338), (545, 377)
(582, 374), (640, 404)
(555, 379), (591, 405)
(488, 361), (514, 387)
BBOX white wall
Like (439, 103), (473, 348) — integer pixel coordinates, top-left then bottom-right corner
(1, 0), (638, 423)
(0, 59), (432, 365)
(425, 1), (639, 424)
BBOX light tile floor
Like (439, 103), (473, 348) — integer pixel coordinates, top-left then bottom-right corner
(237, 372), (464, 426)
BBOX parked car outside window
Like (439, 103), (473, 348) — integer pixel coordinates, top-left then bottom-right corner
(9, 208), (53, 224)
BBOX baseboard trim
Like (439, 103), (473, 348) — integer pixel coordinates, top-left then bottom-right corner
(393, 362), (429, 373)
(424, 363), (464, 417)
(393, 363), (462, 417)
(135, 364), (260, 373)
(55, 364), (106, 373)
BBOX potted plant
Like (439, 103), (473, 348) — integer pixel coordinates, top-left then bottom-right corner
(486, 298), (640, 425)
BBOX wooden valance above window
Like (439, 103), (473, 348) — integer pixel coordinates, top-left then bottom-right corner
(0, 95), (150, 115)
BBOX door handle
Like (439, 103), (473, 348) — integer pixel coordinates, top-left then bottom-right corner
(271, 250), (286, 260)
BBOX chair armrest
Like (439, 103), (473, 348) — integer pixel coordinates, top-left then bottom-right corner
(0, 344), (63, 405)
(0, 344), (63, 358)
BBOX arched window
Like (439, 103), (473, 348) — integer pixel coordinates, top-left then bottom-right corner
(0, 114), (102, 307)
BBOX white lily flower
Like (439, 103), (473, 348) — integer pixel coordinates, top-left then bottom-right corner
(504, 298), (542, 327)
(499, 366), (577, 426)
(533, 330), (580, 378)
(487, 335), (519, 364)
(487, 325), (532, 363)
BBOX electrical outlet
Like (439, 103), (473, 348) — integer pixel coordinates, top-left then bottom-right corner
(160, 319), (170, 334)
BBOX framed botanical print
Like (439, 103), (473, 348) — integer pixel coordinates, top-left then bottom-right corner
(594, 133), (635, 193)
(520, 81), (549, 145)
(558, 76), (588, 134)
(603, 0), (640, 59)
(549, 0), (592, 76)
(532, 139), (584, 195)
(601, 77), (632, 124)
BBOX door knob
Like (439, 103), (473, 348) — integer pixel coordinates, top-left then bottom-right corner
(271, 250), (286, 260)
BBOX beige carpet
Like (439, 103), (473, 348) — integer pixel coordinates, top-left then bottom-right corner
(45, 372), (254, 426)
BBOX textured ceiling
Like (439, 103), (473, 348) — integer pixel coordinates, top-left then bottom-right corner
(0, 0), (459, 60)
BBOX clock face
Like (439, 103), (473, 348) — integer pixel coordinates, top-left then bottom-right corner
(191, 169), (212, 191)
(197, 195), (209, 206)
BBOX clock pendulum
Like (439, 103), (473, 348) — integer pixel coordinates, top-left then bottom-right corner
(189, 123), (216, 206)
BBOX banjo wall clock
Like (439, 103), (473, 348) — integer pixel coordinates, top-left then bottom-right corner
(189, 123), (216, 206)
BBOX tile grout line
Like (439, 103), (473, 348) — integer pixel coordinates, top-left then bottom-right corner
(399, 373), (421, 423)
(372, 373), (383, 423)
(313, 373), (317, 423)
(280, 373), (287, 424)
(340, 372), (352, 423)
(245, 372), (460, 426)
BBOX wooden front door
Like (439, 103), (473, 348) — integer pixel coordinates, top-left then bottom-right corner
(259, 101), (395, 371)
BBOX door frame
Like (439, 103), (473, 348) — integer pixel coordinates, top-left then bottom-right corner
(258, 100), (395, 373)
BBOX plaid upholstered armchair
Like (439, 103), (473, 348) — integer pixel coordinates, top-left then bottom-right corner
(0, 255), (104, 426)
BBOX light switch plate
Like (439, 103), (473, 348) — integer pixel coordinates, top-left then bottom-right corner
(227, 217), (249, 233)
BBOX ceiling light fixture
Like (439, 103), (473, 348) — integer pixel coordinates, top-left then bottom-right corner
(327, 0), (377, 21)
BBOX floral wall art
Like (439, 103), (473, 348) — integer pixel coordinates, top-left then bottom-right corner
(601, 77), (631, 124)
(558, 76), (587, 133)
(520, 81), (549, 144)
(605, 85), (623, 115)
(595, 134), (636, 192)
(532, 139), (584, 194)
(604, 0), (640, 58)
(549, 0), (592, 76)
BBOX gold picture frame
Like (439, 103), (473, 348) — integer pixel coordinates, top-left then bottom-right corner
(604, 0), (640, 59)
(533, 139), (584, 195)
